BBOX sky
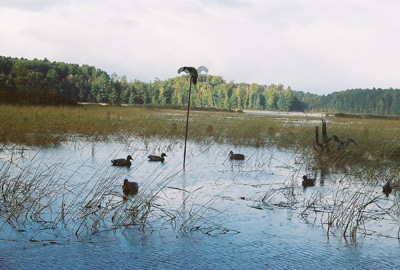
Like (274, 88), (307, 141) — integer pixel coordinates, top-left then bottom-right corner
(1, 0), (399, 95)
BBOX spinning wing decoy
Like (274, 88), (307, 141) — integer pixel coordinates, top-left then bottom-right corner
(177, 65), (209, 171)
(178, 66), (208, 85)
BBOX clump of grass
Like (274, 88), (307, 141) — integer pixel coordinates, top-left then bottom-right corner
(296, 174), (399, 240)
(0, 153), (65, 230)
(324, 186), (381, 240)
(259, 166), (400, 240)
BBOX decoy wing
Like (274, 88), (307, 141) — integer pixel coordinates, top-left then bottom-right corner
(178, 66), (208, 74)
(178, 66), (208, 85)
(178, 66), (198, 84)
(178, 66), (189, 74)
(197, 66), (208, 73)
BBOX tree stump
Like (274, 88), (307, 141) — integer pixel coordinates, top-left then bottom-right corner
(313, 119), (357, 153)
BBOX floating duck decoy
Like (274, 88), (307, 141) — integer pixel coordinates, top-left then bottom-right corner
(229, 151), (245, 160)
(302, 175), (316, 187)
(122, 179), (139, 196)
(148, 153), (167, 162)
(382, 181), (393, 196)
(111, 155), (133, 167)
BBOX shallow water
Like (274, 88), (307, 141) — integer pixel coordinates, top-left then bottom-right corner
(0, 139), (399, 269)
(243, 110), (329, 118)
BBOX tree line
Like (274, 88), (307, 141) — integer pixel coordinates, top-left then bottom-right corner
(309, 88), (400, 115)
(0, 56), (399, 115)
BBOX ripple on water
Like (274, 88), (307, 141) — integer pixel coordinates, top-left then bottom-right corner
(0, 139), (399, 269)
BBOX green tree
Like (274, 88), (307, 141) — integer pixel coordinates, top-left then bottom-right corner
(46, 68), (59, 90)
(11, 61), (29, 91)
(128, 91), (135, 104)
(277, 89), (294, 111)
(92, 73), (111, 103)
(389, 95), (400, 115)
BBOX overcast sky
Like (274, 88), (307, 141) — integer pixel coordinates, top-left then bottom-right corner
(1, 0), (399, 95)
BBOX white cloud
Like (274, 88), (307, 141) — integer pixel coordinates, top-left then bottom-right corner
(0, 0), (399, 94)
(0, 0), (64, 11)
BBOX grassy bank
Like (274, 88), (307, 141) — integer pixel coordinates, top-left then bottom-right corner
(1, 104), (399, 169)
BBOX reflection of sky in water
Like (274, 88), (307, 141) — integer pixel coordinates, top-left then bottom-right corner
(244, 110), (329, 118)
(0, 139), (399, 269)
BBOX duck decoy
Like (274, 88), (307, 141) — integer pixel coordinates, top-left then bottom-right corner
(382, 181), (393, 196)
(229, 151), (245, 160)
(302, 175), (316, 187)
(178, 66), (208, 171)
(122, 179), (139, 196)
(111, 155), (133, 167)
(178, 66), (208, 85)
(148, 153), (167, 162)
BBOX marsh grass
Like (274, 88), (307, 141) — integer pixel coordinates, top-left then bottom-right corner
(1, 104), (400, 240)
(4, 104), (398, 189)
(2, 104), (399, 172)
(0, 147), (234, 238)
(1, 104), (399, 168)
(296, 175), (400, 240)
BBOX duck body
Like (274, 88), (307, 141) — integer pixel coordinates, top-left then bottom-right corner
(148, 153), (167, 162)
(302, 175), (316, 187)
(122, 179), (139, 196)
(229, 151), (245, 160)
(111, 155), (133, 167)
(382, 181), (393, 196)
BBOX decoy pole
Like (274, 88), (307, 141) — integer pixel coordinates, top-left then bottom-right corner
(178, 66), (208, 171)
(183, 77), (192, 171)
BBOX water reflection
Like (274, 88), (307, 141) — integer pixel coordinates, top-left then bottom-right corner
(0, 139), (399, 269)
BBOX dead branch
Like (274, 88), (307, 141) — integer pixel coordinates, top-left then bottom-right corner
(313, 120), (357, 153)
(313, 126), (324, 152)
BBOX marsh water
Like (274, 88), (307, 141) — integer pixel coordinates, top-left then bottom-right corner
(0, 138), (399, 269)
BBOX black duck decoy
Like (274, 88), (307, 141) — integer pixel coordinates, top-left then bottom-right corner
(111, 155), (133, 167)
(302, 175), (316, 187)
(148, 153), (167, 162)
(122, 179), (139, 196)
(382, 181), (393, 196)
(178, 66), (208, 85)
(229, 151), (245, 160)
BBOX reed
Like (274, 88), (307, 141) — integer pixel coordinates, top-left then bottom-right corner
(295, 169), (400, 240)
(0, 148), (233, 237)
(1, 104), (399, 169)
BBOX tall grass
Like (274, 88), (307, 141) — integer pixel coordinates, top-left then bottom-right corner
(0, 148), (232, 238)
(260, 167), (400, 240)
(298, 179), (399, 240)
(1, 104), (399, 170)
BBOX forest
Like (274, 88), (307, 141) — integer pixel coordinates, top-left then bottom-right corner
(0, 56), (399, 115)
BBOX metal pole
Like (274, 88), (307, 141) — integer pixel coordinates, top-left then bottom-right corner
(183, 78), (192, 170)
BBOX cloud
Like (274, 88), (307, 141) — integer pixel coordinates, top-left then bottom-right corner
(0, 0), (65, 12)
(1, 0), (399, 94)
